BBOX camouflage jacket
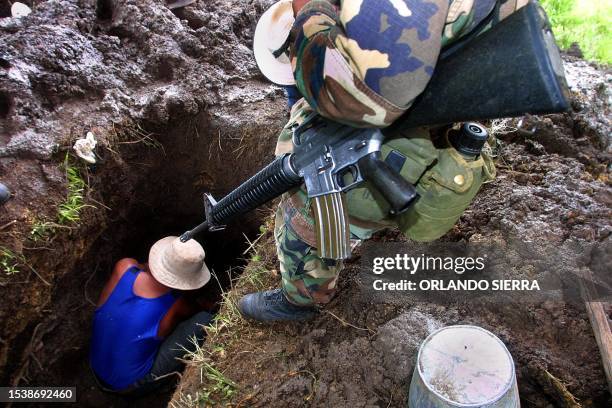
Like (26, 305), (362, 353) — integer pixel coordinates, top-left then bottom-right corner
(289, 0), (528, 127)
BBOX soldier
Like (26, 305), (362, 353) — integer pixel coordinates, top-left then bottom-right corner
(239, 0), (527, 321)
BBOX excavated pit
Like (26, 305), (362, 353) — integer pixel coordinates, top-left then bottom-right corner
(4, 107), (285, 407)
(0, 2), (288, 405)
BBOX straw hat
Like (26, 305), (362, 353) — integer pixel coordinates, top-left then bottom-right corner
(149, 236), (211, 290)
(253, 0), (295, 85)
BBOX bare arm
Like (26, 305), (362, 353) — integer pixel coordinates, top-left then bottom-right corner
(96, 258), (140, 307)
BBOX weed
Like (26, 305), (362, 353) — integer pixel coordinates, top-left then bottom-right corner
(29, 220), (73, 242)
(204, 319), (222, 338)
(30, 220), (55, 241)
(0, 247), (19, 276)
(217, 291), (243, 328)
(211, 344), (226, 356)
(0, 247), (50, 286)
(181, 337), (237, 406)
(198, 361), (237, 405)
(28, 155), (94, 241)
(241, 223), (274, 291)
(189, 290), (243, 365)
(57, 154), (94, 225)
(242, 264), (267, 291)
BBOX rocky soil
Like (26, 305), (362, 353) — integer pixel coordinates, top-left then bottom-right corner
(0, 0), (610, 407)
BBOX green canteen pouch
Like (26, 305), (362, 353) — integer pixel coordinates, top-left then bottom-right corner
(346, 128), (438, 225)
(398, 133), (496, 242)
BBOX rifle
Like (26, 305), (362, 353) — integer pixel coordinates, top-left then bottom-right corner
(180, 2), (570, 259)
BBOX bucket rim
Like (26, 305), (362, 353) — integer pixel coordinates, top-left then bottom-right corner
(415, 324), (517, 407)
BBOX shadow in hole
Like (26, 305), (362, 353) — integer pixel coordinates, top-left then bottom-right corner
(20, 207), (258, 407)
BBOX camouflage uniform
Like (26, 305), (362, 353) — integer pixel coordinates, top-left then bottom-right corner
(276, 0), (523, 306)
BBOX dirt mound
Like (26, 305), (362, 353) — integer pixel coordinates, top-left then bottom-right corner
(172, 58), (611, 408)
(495, 56), (610, 177)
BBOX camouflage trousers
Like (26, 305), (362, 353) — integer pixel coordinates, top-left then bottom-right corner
(274, 204), (343, 307)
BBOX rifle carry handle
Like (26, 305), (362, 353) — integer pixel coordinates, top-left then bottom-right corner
(358, 152), (419, 216)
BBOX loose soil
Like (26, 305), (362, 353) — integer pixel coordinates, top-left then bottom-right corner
(0, 1), (610, 407)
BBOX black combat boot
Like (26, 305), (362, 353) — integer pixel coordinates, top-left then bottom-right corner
(0, 183), (10, 205)
(238, 289), (317, 322)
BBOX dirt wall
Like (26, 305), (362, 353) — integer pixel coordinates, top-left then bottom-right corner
(0, 0), (283, 397)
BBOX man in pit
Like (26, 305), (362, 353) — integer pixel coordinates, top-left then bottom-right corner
(90, 236), (213, 394)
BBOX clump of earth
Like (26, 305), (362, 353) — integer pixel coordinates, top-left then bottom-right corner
(0, 1), (610, 407)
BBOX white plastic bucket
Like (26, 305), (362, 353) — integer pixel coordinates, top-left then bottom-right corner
(408, 325), (519, 408)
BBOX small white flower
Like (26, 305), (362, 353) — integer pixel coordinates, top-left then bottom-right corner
(73, 131), (97, 164)
(11, 2), (32, 18)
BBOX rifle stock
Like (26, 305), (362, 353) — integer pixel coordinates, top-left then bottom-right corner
(390, 1), (570, 132)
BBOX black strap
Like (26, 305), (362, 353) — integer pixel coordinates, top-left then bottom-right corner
(439, 0), (503, 60)
(272, 35), (292, 59)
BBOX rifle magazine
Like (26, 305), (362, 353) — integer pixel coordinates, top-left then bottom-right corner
(312, 193), (351, 260)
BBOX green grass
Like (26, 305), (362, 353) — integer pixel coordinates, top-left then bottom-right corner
(0, 247), (20, 276)
(178, 337), (237, 407)
(29, 155), (94, 241)
(243, 264), (267, 289)
(541, 0), (611, 63)
(29, 220), (56, 242)
(58, 155), (90, 224)
(0, 247), (49, 286)
(207, 290), (244, 338)
(197, 361), (237, 405)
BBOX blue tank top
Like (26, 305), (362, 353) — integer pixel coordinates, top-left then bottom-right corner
(90, 266), (177, 390)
